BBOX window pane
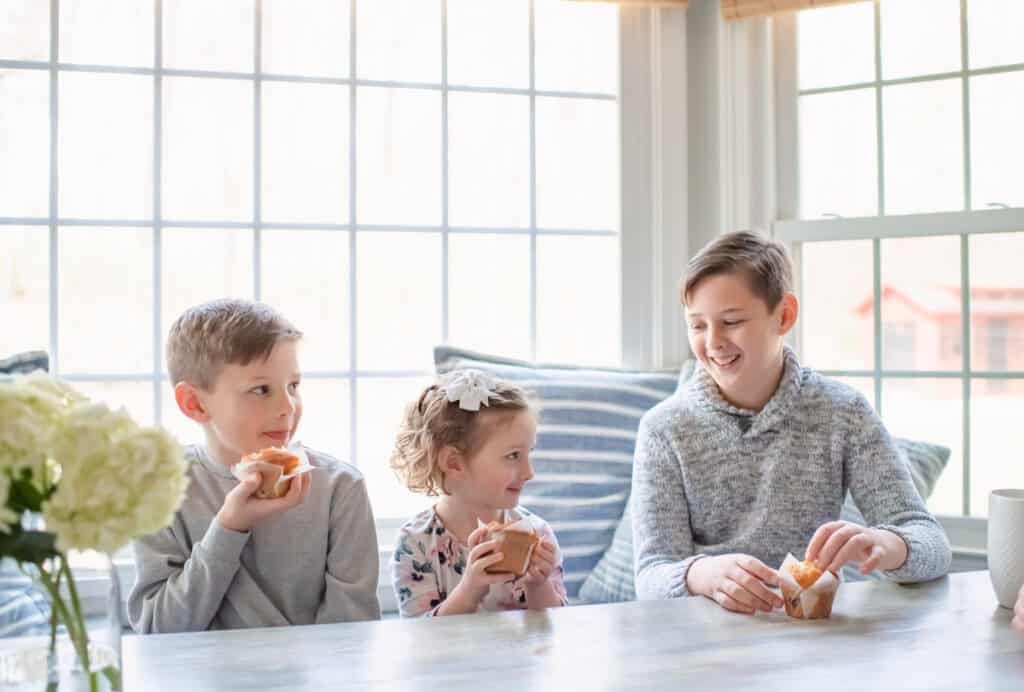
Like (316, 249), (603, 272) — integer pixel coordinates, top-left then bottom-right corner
(160, 382), (202, 446)
(534, 0), (617, 94)
(448, 92), (529, 228)
(970, 72), (1024, 210)
(261, 229), (350, 372)
(833, 377), (875, 408)
(296, 377), (350, 462)
(59, 72), (153, 219)
(262, 0), (349, 78)
(161, 228), (254, 352)
(0, 1), (48, 61)
(60, 0), (153, 67)
(798, 89), (877, 219)
(0, 227), (49, 357)
(163, 0), (254, 73)
(448, 234), (531, 360)
(73, 380), (154, 427)
(536, 235), (620, 366)
(356, 87), (441, 226)
(880, 236), (961, 372)
(356, 233), (440, 371)
(969, 232), (1024, 372)
(447, 0), (528, 89)
(800, 240), (874, 372)
(797, 2), (874, 90)
(261, 82), (349, 225)
(968, 0), (1024, 70)
(0, 70), (49, 218)
(356, 0), (440, 83)
(58, 227), (152, 374)
(882, 378), (963, 516)
(971, 379), (1024, 518)
(883, 79), (963, 215)
(356, 376), (433, 519)
(162, 77), (253, 222)
(880, 0), (960, 80)
(535, 97), (618, 229)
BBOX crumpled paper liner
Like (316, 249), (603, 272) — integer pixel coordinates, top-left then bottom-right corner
(231, 442), (313, 499)
(778, 553), (840, 620)
(477, 515), (540, 577)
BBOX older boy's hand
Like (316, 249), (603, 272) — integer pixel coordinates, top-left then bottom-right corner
(686, 554), (783, 614)
(805, 520), (908, 576)
(1013, 584), (1024, 634)
(216, 471), (311, 533)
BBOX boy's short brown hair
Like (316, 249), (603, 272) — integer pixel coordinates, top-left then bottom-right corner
(166, 298), (303, 390)
(680, 230), (793, 310)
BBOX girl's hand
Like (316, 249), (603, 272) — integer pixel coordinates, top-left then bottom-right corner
(805, 521), (908, 576)
(522, 538), (556, 586)
(1013, 583), (1024, 634)
(455, 526), (513, 602)
(685, 553), (783, 614)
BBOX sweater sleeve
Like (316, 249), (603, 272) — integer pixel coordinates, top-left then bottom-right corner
(315, 476), (382, 624)
(127, 515), (249, 634)
(843, 394), (952, 583)
(631, 414), (706, 600)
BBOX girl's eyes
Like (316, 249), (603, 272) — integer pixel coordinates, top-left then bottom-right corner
(288, 381), (300, 393)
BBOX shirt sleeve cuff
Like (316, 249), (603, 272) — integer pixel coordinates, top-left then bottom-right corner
(199, 518), (251, 565)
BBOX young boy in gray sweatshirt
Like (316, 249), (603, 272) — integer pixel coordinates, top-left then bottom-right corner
(632, 231), (951, 614)
(128, 299), (381, 633)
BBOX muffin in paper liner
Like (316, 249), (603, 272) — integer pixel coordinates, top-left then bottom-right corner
(477, 515), (540, 577)
(231, 442), (314, 499)
(778, 553), (840, 620)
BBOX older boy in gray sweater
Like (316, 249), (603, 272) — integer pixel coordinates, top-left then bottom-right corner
(128, 299), (380, 633)
(632, 231), (951, 614)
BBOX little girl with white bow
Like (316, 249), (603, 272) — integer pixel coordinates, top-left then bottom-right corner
(388, 370), (567, 617)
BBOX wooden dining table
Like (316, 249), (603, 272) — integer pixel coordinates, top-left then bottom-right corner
(122, 570), (1023, 691)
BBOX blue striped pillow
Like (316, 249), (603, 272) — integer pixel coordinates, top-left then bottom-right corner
(434, 346), (678, 599)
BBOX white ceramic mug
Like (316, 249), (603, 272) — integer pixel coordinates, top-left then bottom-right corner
(988, 489), (1024, 609)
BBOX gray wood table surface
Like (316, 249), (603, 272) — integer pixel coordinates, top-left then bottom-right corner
(123, 571), (1023, 691)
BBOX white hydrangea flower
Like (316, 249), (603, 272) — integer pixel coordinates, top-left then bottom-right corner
(0, 372), (82, 484)
(439, 369), (500, 412)
(43, 402), (189, 554)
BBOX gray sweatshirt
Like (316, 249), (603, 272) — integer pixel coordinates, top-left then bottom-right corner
(632, 347), (952, 600)
(128, 445), (381, 633)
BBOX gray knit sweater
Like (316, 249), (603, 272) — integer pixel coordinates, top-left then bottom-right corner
(128, 445), (381, 633)
(631, 347), (952, 600)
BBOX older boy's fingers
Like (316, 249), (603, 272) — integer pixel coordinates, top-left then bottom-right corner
(722, 578), (773, 612)
(824, 531), (872, 573)
(805, 521), (844, 564)
(713, 589), (756, 615)
(737, 556), (780, 587)
(735, 568), (783, 609)
(816, 524), (862, 571)
(859, 545), (886, 574)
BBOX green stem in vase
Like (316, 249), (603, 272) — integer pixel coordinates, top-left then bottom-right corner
(61, 556), (98, 692)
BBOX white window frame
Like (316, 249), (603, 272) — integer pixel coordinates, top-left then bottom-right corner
(771, 3), (1024, 554)
(1, 1), (691, 614)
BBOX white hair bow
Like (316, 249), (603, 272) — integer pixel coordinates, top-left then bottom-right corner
(438, 369), (500, 412)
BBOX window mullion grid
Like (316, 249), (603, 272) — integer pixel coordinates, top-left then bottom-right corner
(348, 0), (359, 469)
(872, 0), (883, 415)
(153, 0), (164, 427)
(528, 0), (538, 361)
(49, 0), (59, 376)
(441, 0), (450, 344)
(254, 0), (263, 302)
(960, 234), (972, 516)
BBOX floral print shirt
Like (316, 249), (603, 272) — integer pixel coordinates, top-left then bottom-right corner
(390, 506), (567, 617)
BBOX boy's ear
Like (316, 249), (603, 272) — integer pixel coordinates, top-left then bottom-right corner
(174, 382), (211, 423)
(437, 446), (465, 477)
(777, 293), (799, 335)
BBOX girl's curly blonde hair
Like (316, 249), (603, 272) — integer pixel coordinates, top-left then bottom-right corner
(389, 376), (534, 496)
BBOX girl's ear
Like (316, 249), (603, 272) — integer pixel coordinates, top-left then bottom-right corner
(437, 445), (465, 477)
